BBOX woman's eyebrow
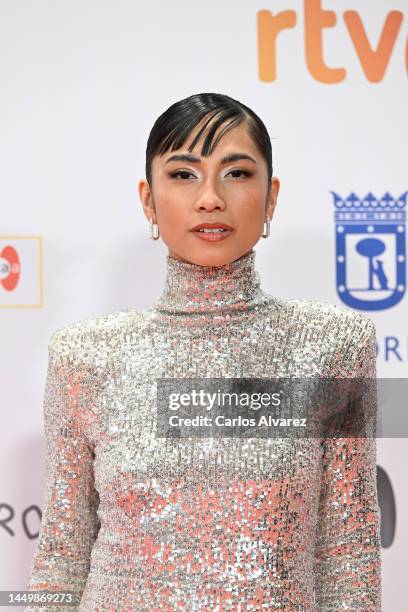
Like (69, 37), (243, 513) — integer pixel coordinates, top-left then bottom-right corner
(164, 152), (257, 165)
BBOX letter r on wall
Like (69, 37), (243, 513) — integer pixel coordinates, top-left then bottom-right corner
(258, 9), (297, 82)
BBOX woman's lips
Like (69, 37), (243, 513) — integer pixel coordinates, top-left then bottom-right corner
(191, 229), (233, 242)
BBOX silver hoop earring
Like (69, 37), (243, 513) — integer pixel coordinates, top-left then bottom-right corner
(261, 217), (270, 239)
(149, 218), (160, 240)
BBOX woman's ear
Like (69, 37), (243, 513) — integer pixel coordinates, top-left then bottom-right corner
(138, 179), (157, 222)
(266, 176), (280, 220)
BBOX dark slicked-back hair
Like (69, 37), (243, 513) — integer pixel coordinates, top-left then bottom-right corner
(145, 92), (273, 192)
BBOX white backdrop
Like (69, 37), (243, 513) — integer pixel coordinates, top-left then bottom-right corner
(0, 1), (407, 609)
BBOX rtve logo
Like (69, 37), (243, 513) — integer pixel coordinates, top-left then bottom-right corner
(258, 0), (406, 82)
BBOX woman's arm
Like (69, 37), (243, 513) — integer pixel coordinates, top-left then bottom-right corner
(314, 319), (382, 610)
(25, 330), (100, 611)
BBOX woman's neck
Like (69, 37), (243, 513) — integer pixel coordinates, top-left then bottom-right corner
(152, 249), (267, 316)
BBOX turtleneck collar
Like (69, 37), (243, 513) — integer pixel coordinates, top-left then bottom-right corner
(152, 249), (267, 316)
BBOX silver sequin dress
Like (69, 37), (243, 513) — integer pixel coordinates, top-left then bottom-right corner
(26, 248), (382, 611)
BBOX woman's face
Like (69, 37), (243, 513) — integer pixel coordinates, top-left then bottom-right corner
(138, 120), (280, 267)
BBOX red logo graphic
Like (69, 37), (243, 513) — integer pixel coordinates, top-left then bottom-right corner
(0, 245), (21, 291)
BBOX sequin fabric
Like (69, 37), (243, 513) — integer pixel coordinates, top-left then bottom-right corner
(25, 249), (381, 611)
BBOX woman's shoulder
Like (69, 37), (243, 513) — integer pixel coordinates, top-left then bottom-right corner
(47, 308), (148, 357)
(277, 297), (376, 339)
(272, 298), (376, 375)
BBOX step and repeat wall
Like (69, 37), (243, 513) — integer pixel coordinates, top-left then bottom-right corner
(1, 1), (407, 609)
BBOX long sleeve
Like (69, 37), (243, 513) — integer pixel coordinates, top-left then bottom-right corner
(314, 318), (382, 610)
(25, 331), (100, 611)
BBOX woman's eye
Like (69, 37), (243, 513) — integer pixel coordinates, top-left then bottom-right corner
(227, 169), (251, 178)
(169, 170), (195, 180)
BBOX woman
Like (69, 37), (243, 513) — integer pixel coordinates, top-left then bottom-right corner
(26, 92), (381, 610)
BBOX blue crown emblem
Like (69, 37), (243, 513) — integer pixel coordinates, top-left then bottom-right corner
(332, 191), (407, 311)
